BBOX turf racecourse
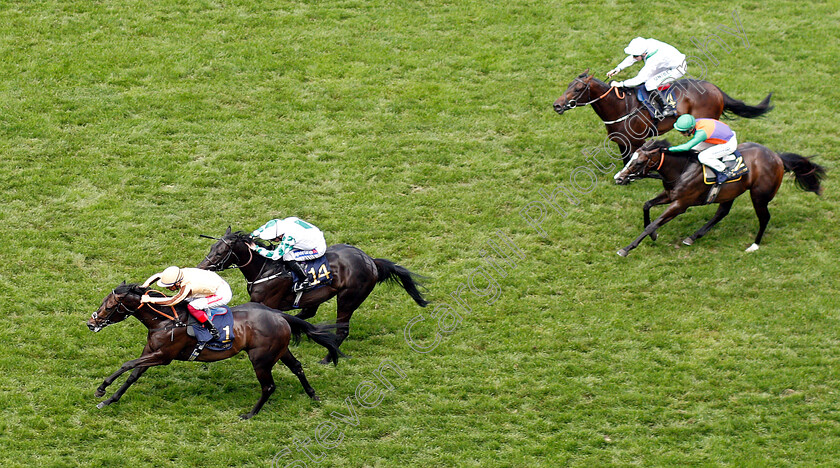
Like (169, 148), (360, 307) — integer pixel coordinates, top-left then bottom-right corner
(2, 1), (839, 466)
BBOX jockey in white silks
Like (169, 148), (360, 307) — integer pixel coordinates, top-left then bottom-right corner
(607, 37), (687, 118)
(248, 217), (327, 292)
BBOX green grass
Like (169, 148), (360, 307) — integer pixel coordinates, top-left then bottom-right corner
(1, 1), (839, 466)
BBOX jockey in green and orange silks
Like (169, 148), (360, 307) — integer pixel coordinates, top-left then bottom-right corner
(670, 114), (739, 183)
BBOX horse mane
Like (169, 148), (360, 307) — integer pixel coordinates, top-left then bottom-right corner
(114, 283), (149, 296)
(643, 139), (699, 158)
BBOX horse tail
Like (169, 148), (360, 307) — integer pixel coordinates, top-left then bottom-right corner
(279, 312), (342, 365)
(720, 90), (773, 118)
(373, 259), (430, 307)
(779, 152), (825, 195)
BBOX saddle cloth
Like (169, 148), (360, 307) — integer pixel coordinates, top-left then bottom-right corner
(292, 255), (333, 290)
(186, 306), (234, 351)
(702, 149), (749, 185)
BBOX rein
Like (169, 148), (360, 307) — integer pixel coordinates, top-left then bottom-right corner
(566, 79), (639, 124)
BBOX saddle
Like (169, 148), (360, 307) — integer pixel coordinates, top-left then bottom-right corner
(701, 149), (749, 185)
(636, 84), (677, 120)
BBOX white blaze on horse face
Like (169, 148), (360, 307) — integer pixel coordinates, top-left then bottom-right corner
(614, 151), (640, 180)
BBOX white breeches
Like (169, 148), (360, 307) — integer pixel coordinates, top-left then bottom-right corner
(645, 61), (687, 91)
(697, 135), (738, 172)
(284, 236), (327, 261)
(188, 282), (233, 310)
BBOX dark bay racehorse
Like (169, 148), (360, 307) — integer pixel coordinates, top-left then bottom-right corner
(553, 70), (774, 164)
(614, 139), (824, 256)
(87, 283), (340, 419)
(197, 228), (429, 363)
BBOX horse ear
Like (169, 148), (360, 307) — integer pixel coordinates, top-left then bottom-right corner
(225, 226), (232, 235)
(121, 280), (126, 285)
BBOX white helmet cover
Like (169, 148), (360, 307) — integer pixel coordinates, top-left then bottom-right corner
(157, 266), (183, 287)
(624, 37), (648, 56)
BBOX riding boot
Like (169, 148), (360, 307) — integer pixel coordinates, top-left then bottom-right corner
(715, 169), (729, 184)
(204, 320), (221, 341)
(285, 260), (311, 292)
(649, 93), (665, 119)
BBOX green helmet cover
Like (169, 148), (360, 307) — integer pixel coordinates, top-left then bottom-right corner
(675, 114), (696, 131)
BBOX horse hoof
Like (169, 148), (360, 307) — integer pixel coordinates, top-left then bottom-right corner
(617, 249), (628, 257)
(96, 401), (108, 409)
(650, 232), (658, 242)
(745, 243), (760, 253)
(682, 238), (694, 246)
(239, 412), (254, 420)
(311, 394), (321, 402)
(94, 389), (105, 398)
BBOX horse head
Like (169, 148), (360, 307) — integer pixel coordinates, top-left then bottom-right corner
(553, 69), (593, 115)
(88, 282), (145, 332)
(197, 226), (254, 271)
(614, 139), (670, 185)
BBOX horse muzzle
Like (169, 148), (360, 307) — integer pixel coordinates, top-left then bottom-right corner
(553, 102), (571, 115)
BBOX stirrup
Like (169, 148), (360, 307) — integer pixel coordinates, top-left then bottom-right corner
(293, 281), (311, 293)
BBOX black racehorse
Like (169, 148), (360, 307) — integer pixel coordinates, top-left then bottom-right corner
(198, 228), (429, 363)
(88, 283), (341, 419)
(614, 139), (824, 256)
(554, 70), (773, 165)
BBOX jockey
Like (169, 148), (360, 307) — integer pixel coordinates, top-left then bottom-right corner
(248, 217), (327, 292)
(607, 37), (687, 118)
(669, 114), (739, 183)
(140, 266), (232, 341)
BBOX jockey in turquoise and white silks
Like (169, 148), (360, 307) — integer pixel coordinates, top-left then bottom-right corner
(607, 37), (687, 92)
(249, 217), (327, 291)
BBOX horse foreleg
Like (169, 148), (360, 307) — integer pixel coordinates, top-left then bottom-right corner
(96, 367), (149, 408)
(683, 200), (734, 246)
(96, 351), (171, 407)
(618, 202), (688, 257)
(643, 191), (671, 242)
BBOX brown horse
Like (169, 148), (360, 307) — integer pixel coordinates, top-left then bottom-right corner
(614, 139), (824, 256)
(87, 283), (340, 419)
(197, 228), (429, 363)
(553, 70), (773, 164)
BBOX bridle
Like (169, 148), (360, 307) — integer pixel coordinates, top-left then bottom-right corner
(200, 235), (253, 271)
(624, 148), (665, 179)
(562, 78), (625, 111)
(91, 290), (135, 327)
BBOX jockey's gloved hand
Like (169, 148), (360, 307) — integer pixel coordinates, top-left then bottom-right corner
(610, 81), (624, 88)
(607, 68), (620, 78)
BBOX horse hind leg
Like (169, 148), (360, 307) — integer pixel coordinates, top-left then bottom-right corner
(242, 349), (282, 419)
(319, 289), (372, 364)
(747, 193), (772, 252)
(280, 350), (318, 401)
(295, 305), (320, 320)
(683, 200), (734, 246)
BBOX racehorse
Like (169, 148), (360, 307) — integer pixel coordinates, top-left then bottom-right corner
(614, 139), (824, 257)
(553, 70), (774, 165)
(197, 228), (429, 363)
(87, 283), (341, 419)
